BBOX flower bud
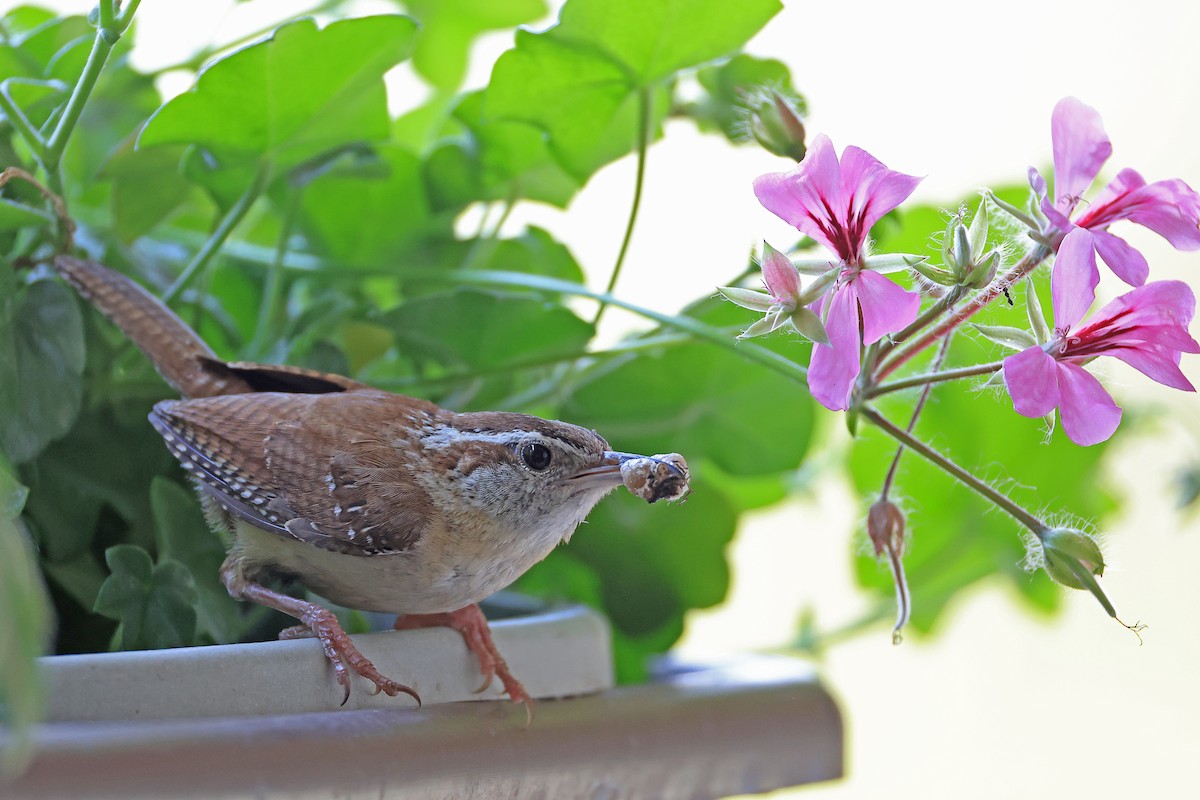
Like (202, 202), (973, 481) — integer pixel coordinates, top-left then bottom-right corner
(868, 498), (910, 644)
(749, 89), (807, 162)
(1040, 528), (1105, 590)
(942, 203), (1000, 287)
(868, 498), (906, 558)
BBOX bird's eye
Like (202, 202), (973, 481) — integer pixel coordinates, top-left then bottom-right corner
(520, 442), (553, 471)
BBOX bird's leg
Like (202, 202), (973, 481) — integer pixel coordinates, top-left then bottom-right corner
(394, 603), (533, 720)
(220, 557), (419, 706)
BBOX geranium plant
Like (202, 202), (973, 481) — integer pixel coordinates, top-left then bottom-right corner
(1, 0), (1197, 766)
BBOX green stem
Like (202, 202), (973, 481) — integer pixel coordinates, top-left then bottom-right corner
(876, 245), (1052, 380)
(861, 406), (1049, 535)
(43, 33), (113, 169)
(592, 86), (651, 328)
(0, 83), (49, 156)
(442, 269), (808, 383)
(117, 0), (144, 29)
(249, 191), (301, 358)
(375, 332), (692, 393)
(879, 334), (954, 499)
(461, 190), (517, 270)
(873, 285), (965, 366)
(162, 165), (269, 305)
(98, 0), (117, 31)
(868, 359), (1002, 399)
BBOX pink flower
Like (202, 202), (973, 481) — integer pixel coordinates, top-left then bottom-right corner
(1030, 97), (1200, 292)
(754, 134), (922, 410)
(1003, 230), (1200, 446)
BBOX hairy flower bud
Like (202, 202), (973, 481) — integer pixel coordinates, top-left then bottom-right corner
(941, 203), (1001, 287)
(1040, 527), (1105, 590)
(868, 498), (905, 558)
(749, 90), (807, 162)
(868, 498), (909, 644)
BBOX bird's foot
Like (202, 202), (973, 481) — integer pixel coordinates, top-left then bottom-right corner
(394, 603), (533, 723)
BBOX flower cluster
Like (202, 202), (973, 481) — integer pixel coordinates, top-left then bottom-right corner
(731, 97), (1200, 442)
(727, 95), (1199, 632)
(724, 134), (922, 410)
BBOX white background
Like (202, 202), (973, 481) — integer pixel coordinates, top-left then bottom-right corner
(11, 1), (1200, 797)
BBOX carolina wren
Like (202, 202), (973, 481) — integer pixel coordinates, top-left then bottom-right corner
(52, 255), (690, 713)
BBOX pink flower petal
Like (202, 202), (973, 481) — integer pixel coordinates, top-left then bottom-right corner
(1051, 97), (1112, 208)
(1081, 167), (1146, 218)
(839, 145), (923, 234)
(1090, 229), (1149, 286)
(1107, 346), (1196, 392)
(1055, 362), (1122, 446)
(759, 242), (800, 304)
(1003, 346), (1061, 418)
(1078, 170), (1200, 250)
(1075, 280), (1199, 348)
(853, 269), (920, 344)
(753, 135), (842, 254)
(1050, 228), (1100, 330)
(807, 283), (861, 411)
(1119, 178), (1200, 250)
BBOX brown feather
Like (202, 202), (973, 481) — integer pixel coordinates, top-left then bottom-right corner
(151, 391), (443, 556)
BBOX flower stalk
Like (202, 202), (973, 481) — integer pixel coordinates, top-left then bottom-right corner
(861, 406), (1050, 536)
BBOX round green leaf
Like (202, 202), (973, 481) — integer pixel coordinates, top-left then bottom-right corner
(139, 15), (417, 172)
(0, 279), (85, 464)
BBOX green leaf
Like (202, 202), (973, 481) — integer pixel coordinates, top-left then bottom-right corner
(555, 0), (782, 84)
(486, 0), (782, 180)
(0, 450), (27, 519)
(487, 33), (665, 182)
(0, 279), (86, 464)
(0, 513), (53, 774)
(0, 197), (54, 230)
(106, 143), (194, 241)
(151, 477), (243, 644)
(425, 91), (580, 209)
(561, 338), (813, 477)
(139, 15), (417, 173)
(569, 477), (735, 675)
(94, 544), (198, 650)
(405, 0), (548, 89)
(384, 288), (594, 372)
(297, 144), (433, 266)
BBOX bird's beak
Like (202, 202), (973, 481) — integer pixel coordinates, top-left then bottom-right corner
(566, 451), (683, 491)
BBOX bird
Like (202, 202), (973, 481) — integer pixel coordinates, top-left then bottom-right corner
(50, 254), (690, 715)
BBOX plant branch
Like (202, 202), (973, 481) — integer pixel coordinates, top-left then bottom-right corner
(592, 86), (651, 328)
(868, 359), (1002, 399)
(162, 165), (269, 305)
(862, 406), (1049, 535)
(0, 82), (49, 157)
(873, 285), (965, 365)
(376, 332), (693, 394)
(876, 244), (1052, 379)
(248, 190), (300, 358)
(439, 269), (809, 383)
(879, 334), (954, 499)
(43, 33), (114, 169)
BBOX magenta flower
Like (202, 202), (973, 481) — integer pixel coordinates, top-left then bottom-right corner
(1030, 97), (1200, 292)
(754, 134), (922, 410)
(1003, 230), (1200, 446)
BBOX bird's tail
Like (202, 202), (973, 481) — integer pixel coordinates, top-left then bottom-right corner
(51, 255), (251, 398)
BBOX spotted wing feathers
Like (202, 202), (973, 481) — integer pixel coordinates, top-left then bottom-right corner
(150, 392), (439, 556)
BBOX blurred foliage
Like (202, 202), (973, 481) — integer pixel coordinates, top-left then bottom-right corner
(0, 0), (1131, 711)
